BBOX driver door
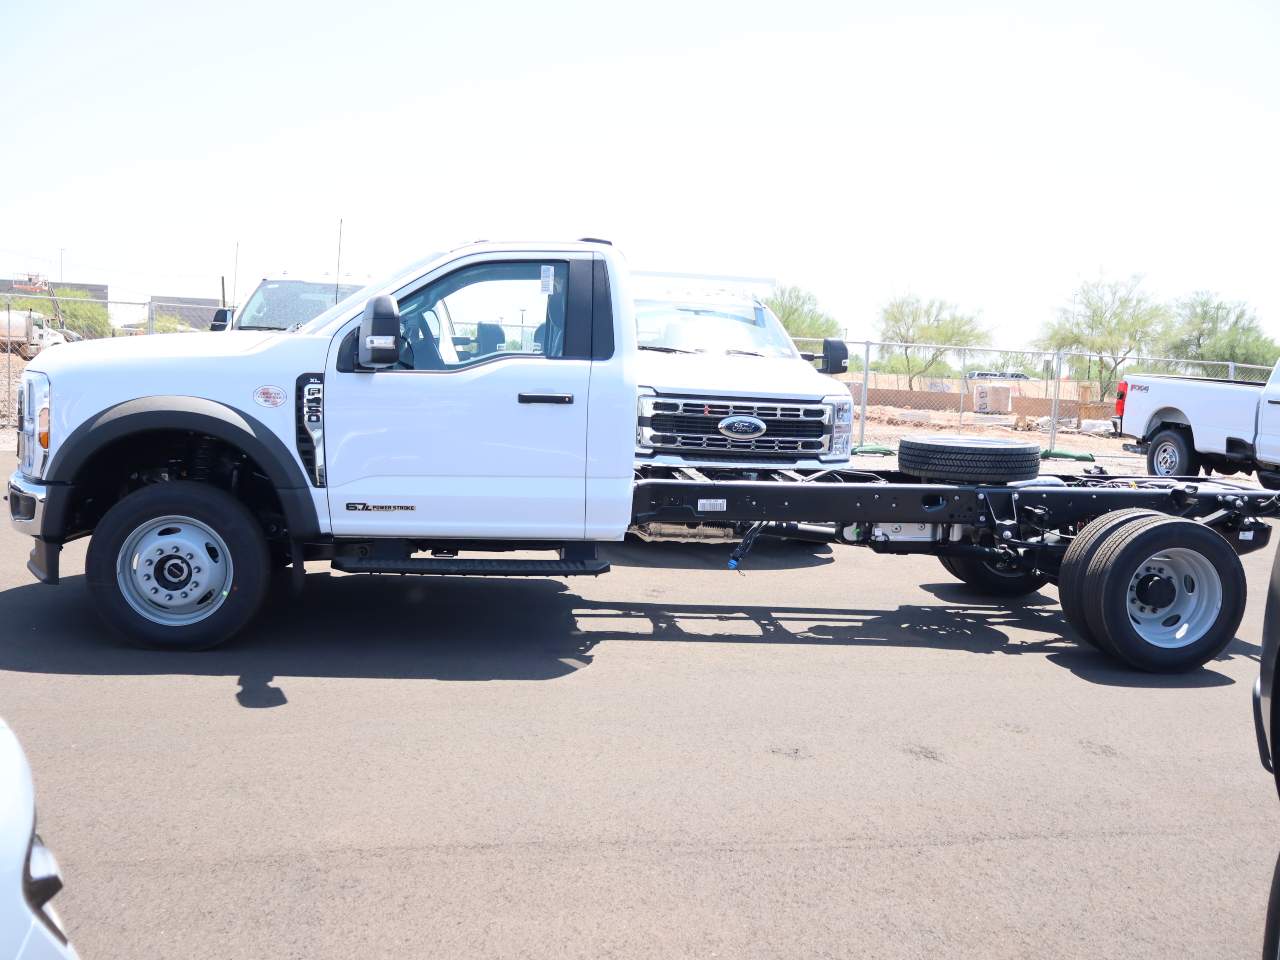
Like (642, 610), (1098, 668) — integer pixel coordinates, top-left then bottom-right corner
(324, 252), (594, 538)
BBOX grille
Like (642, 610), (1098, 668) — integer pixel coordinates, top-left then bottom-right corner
(650, 414), (824, 439)
(654, 399), (826, 420)
(641, 396), (831, 459)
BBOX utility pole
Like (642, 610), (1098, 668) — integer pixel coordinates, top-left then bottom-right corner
(334, 218), (343, 304)
(59, 248), (64, 283)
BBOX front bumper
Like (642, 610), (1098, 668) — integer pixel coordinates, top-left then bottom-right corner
(8, 471), (47, 529)
(7, 471), (60, 584)
(635, 452), (845, 473)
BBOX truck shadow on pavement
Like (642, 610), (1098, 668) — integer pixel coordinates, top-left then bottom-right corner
(0, 566), (1248, 706)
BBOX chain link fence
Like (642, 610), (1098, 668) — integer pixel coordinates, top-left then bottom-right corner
(0, 292), (230, 427)
(812, 340), (1274, 471)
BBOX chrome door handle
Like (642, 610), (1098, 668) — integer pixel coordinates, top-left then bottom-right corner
(518, 393), (574, 404)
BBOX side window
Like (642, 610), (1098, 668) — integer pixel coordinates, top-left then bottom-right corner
(395, 261), (568, 370)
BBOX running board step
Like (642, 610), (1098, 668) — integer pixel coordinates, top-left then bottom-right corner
(331, 557), (610, 577)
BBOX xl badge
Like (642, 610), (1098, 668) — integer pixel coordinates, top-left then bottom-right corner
(717, 415), (767, 439)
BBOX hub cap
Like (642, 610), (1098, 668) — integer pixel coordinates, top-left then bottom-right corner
(1152, 441), (1180, 475)
(1125, 548), (1222, 649)
(116, 515), (233, 626)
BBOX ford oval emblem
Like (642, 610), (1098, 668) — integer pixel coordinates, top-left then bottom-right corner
(717, 415), (767, 439)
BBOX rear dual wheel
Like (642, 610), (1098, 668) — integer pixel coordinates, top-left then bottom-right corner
(1057, 508), (1161, 650)
(1061, 515), (1245, 671)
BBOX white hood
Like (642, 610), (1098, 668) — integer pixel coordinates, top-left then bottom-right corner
(634, 350), (841, 400)
(30, 330), (278, 375)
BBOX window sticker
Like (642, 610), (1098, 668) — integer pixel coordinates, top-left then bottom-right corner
(540, 264), (554, 295)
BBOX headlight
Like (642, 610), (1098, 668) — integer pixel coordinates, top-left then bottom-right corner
(822, 390), (853, 461)
(19, 371), (51, 479)
(636, 386), (656, 454)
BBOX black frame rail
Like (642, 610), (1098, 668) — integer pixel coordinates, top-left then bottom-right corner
(631, 467), (1280, 531)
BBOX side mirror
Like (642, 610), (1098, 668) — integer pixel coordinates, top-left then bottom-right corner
(818, 338), (849, 374)
(210, 307), (230, 331)
(358, 295), (401, 368)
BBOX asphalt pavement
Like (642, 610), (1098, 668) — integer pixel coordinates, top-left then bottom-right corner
(0, 520), (1275, 959)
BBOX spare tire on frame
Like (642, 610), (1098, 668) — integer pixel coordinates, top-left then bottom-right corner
(899, 435), (1041, 484)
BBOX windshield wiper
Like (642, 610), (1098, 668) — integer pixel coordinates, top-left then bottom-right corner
(639, 345), (696, 354)
(725, 349), (765, 357)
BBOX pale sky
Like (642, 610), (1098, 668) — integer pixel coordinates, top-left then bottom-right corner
(2, 0), (1276, 345)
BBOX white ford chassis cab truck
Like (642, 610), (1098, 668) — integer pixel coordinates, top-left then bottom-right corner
(6, 241), (1278, 672)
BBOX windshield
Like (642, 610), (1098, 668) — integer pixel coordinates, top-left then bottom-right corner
(634, 299), (798, 359)
(236, 280), (364, 331)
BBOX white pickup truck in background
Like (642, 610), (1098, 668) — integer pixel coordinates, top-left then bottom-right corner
(1116, 364), (1280, 485)
(630, 275), (853, 472)
(210, 277), (365, 332)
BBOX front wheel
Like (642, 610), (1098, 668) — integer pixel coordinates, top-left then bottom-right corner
(938, 555), (1049, 597)
(86, 482), (271, 650)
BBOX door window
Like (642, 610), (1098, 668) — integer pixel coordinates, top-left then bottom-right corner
(395, 261), (568, 370)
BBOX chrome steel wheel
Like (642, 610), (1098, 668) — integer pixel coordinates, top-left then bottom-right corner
(115, 515), (234, 626)
(1152, 440), (1180, 475)
(1125, 548), (1222, 649)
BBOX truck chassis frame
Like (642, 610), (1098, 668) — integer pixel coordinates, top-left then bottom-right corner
(632, 465), (1276, 565)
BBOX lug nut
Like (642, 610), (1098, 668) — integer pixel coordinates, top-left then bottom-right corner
(145, 558), (153, 567)
(186, 553), (193, 560)
(180, 591), (188, 599)
(165, 594), (173, 601)
(194, 567), (201, 574)
(143, 574), (151, 581)
(150, 587), (158, 594)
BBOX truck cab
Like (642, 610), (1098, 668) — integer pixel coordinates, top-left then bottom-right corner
(11, 242), (636, 641)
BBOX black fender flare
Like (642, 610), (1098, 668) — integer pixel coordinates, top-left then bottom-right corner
(45, 396), (321, 540)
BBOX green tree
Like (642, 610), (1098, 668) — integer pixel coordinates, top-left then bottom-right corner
(766, 285), (840, 339)
(1157, 293), (1278, 368)
(876, 296), (989, 389)
(152, 313), (187, 334)
(1037, 277), (1166, 399)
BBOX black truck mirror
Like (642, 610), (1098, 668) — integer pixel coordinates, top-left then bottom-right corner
(358, 295), (401, 369)
(818, 338), (849, 375)
(210, 307), (230, 332)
